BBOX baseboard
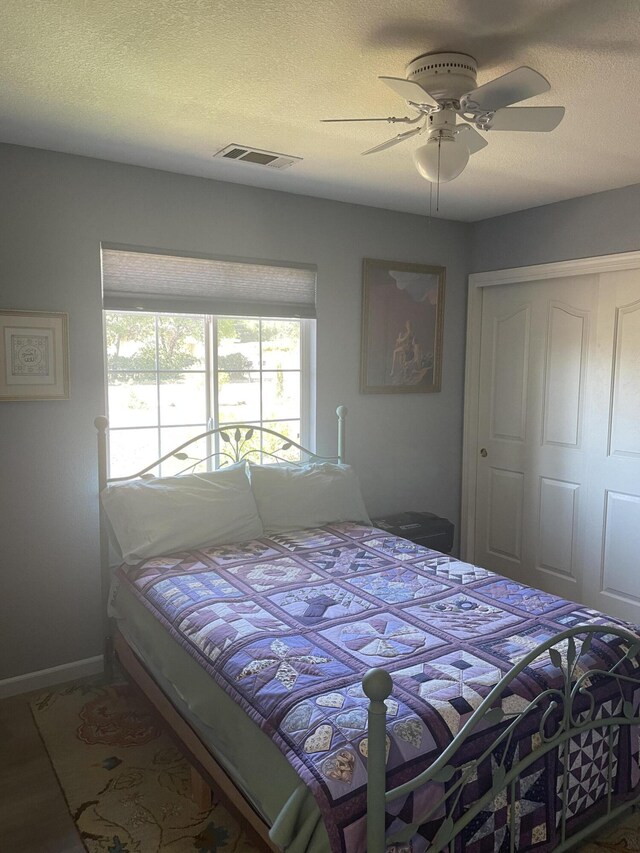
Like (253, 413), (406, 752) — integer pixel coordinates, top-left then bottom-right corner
(0, 655), (104, 699)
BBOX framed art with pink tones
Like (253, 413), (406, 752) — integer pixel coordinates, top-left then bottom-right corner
(360, 258), (445, 393)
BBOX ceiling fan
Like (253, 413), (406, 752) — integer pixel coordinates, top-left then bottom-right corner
(323, 52), (565, 186)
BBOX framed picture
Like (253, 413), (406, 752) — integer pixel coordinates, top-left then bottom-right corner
(361, 258), (445, 393)
(0, 309), (70, 400)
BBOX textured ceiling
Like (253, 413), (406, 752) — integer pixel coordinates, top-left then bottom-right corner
(2, 0), (640, 221)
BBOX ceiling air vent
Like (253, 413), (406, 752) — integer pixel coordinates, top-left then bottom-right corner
(214, 144), (302, 169)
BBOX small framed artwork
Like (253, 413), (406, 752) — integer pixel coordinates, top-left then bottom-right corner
(361, 258), (445, 393)
(0, 309), (70, 400)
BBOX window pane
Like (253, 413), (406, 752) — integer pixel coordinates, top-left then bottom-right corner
(262, 370), (300, 421)
(106, 312), (157, 373)
(109, 428), (159, 478)
(261, 320), (300, 370)
(159, 372), (207, 426)
(218, 371), (261, 423)
(157, 314), (206, 370)
(160, 427), (208, 475)
(262, 420), (301, 463)
(218, 318), (260, 370)
(107, 377), (158, 427)
(106, 308), (310, 477)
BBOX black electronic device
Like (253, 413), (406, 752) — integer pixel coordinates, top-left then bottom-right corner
(371, 511), (454, 553)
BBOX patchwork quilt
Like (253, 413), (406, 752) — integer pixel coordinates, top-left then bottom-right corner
(116, 523), (640, 853)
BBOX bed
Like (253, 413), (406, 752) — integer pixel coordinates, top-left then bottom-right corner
(96, 408), (640, 853)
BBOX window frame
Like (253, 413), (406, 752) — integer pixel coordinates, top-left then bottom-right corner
(103, 310), (316, 476)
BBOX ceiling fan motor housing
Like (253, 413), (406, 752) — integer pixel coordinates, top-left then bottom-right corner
(406, 52), (478, 102)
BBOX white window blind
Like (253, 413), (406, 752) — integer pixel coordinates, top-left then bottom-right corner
(102, 247), (317, 319)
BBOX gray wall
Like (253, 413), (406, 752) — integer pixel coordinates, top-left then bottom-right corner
(0, 143), (471, 680)
(471, 183), (640, 272)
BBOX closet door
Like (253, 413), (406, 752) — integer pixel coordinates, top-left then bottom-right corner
(582, 269), (640, 623)
(474, 275), (598, 604)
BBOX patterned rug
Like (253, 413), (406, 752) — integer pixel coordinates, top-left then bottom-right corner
(580, 811), (640, 852)
(31, 679), (259, 852)
(32, 679), (639, 853)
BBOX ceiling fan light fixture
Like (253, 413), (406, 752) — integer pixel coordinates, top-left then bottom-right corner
(413, 135), (469, 183)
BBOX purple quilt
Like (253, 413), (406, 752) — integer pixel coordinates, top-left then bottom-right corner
(116, 523), (640, 853)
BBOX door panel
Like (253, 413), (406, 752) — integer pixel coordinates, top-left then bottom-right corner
(538, 477), (579, 579)
(542, 303), (589, 448)
(601, 491), (640, 605)
(491, 307), (530, 441)
(609, 300), (640, 458)
(487, 467), (524, 561)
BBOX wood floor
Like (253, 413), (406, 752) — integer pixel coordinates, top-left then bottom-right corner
(0, 686), (85, 853)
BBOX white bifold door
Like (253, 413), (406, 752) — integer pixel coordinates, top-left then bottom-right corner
(473, 269), (640, 624)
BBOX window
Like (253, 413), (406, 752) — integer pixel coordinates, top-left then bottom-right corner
(105, 311), (313, 476)
(101, 247), (317, 476)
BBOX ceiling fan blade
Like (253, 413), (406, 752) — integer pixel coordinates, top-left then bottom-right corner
(455, 124), (489, 154)
(362, 126), (423, 156)
(462, 66), (550, 111)
(322, 117), (403, 123)
(487, 106), (565, 131)
(379, 76), (438, 107)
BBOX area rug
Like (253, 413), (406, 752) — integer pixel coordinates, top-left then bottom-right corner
(31, 679), (260, 852)
(32, 679), (639, 852)
(580, 810), (640, 852)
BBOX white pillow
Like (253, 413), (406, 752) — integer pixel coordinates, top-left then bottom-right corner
(101, 463), (263, 564)
(249, 462), (370, 533)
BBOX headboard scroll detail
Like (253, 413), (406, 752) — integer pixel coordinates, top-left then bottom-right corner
(95, 406), (347, 490)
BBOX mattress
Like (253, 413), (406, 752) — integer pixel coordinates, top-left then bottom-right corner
(111, 522), (640, 853)
(111, 576), (329, 853)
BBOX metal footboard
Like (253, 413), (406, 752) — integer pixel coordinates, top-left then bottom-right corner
(364, 625), (640, 853)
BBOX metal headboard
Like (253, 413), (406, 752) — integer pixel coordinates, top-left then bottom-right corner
(96, 405), (346, 490)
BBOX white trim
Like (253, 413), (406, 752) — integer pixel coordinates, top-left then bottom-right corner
(462, 249), (640, 565)
(300, 317), (316, 453)
(460, 281), (485, 561)
(0, 655), (103, 699)
(469, 250), (640, 289)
